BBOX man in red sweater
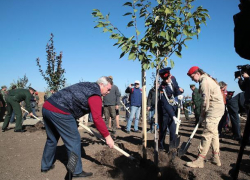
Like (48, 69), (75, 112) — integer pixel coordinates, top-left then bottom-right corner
(41, 76), (114, 178)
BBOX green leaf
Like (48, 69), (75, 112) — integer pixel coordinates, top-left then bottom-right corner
(155, 16), (159, 22)
(94, 23), (103, 28)
(122, 45), (127, 52)
(159, 31), (165, 37)
(123, 2), (132, 6)
(175, 51), (182, 58)
(127, 21), (134, 27)
(143, 63), (149, 70)
(128, 52), (136, 60)
(139, 54), (144, 61)
(120, 52), (126, 59)
(134, 9), (138, 13)
(123, 12), (132, 16)
(92, 9), (100, 12)
(170, 59), (175, 68)
(136, 30), (140, 36)
(103, 28), (108, 32)
(165, 8), (171, 15)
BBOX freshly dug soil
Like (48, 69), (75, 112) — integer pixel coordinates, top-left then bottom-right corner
(0, 108), (250, 180)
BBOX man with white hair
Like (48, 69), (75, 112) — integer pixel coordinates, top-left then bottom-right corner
(41, 76), (114, 178)
(125, 80), (142, 133)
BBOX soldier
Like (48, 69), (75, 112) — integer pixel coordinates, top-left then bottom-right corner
(158, 67), (182, 150)
(186, 66), (224, 168)
(183, 96), (192, 121)
(0, 85), (7, 121)
(44, 88), (55, 101)
(2, 87), (35, 132)
(190, 84), (202, 126)
(35, 92), (40, 112)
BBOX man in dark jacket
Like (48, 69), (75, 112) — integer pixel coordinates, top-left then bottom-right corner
(158, 67), (182, 150)
(103, 76), (121, 134)
(125, 80), (142, 133)
(2, 87), (35, 132)
(41, 76), (114, 178)
(147, 81), (157, 133)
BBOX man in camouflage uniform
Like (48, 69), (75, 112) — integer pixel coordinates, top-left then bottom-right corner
(0, 85), (8, 121)
(190, 84), (202, 125)
(2, 87), (35, 132)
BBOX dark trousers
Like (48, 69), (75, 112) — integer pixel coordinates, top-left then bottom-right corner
(2, 96), (23, 130)
(0, 106), (6, 121)
(158, 105), (177, 149)
(41, 108), (83, 174)
(218, 106), (228, 135)
(227, 97), (242, 139)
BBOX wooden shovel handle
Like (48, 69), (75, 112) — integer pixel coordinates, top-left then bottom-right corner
(78, 123), (132, 158)
(21, 107), (40, 121)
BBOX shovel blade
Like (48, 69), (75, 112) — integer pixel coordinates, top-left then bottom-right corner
(178, 142), (191, 157)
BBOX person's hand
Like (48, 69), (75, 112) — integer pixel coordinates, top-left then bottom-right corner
(105, 135), (114, 148)
(29, 112), (34, 118)
(115, 105), (119, 109)
(147, 107), (150, 111)
(173, 116), (181, 124)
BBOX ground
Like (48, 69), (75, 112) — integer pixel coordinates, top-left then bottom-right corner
(0, 105), (250, 180)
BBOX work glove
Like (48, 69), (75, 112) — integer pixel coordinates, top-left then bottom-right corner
(173, 116), (181, 124)
(177, 95), (183, 100)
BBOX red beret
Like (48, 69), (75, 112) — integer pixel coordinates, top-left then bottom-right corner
(187, 66), (199, 76)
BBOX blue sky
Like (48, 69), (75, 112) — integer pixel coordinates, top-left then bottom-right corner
(0, 0), (247, 97)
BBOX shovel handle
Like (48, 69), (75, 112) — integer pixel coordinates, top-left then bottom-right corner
(78, 123), (132, 158)
(176, 99), (181, 135)
(190, 122), (200, 139)
(21, 107), (41, 121)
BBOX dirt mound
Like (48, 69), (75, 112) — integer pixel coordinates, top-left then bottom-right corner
(25, 121), (45, 132)
(93, 145), (192, 180)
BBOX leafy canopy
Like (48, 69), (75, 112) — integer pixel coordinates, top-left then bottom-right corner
(92, 0), (210, 70)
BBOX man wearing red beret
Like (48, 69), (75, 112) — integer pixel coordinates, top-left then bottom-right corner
(186, 66), (224, 168)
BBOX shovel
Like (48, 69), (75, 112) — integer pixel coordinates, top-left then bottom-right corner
(178, 119), (201, 157)
(21, 107), (43, 122)
(78, 122), (135, 160)
(169, 99), (182, 149)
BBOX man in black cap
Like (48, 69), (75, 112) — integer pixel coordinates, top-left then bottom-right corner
(0, 85), (7, 121)
(2, 87), (35, 132)
(158, 67), (182, 150)
(190, 84), (202, 126)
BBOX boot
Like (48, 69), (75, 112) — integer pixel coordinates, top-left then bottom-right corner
(210, 152), (221, 166)
(186, 155), (205, 168)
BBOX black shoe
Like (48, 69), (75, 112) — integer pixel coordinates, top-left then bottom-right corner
(133, 130), (140, 133)
(41, 164), (55, 173)
(2, 128), (6, 132)
(14, 129), (26, 132)
(73, 171), (93, 178)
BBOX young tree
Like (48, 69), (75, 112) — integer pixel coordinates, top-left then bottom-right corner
(92, 0), (209, 163)
(36, 33), (66, 91)
(10, 74), (31, 89)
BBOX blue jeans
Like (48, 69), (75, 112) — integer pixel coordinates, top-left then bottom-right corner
(10, 112), (15, 123)
(41, 108), (83, 174)
(148, 108), (155, 131)
(126, 106), (141, 131)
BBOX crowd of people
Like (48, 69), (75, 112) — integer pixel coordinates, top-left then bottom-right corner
(0, 65), (249, 178)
